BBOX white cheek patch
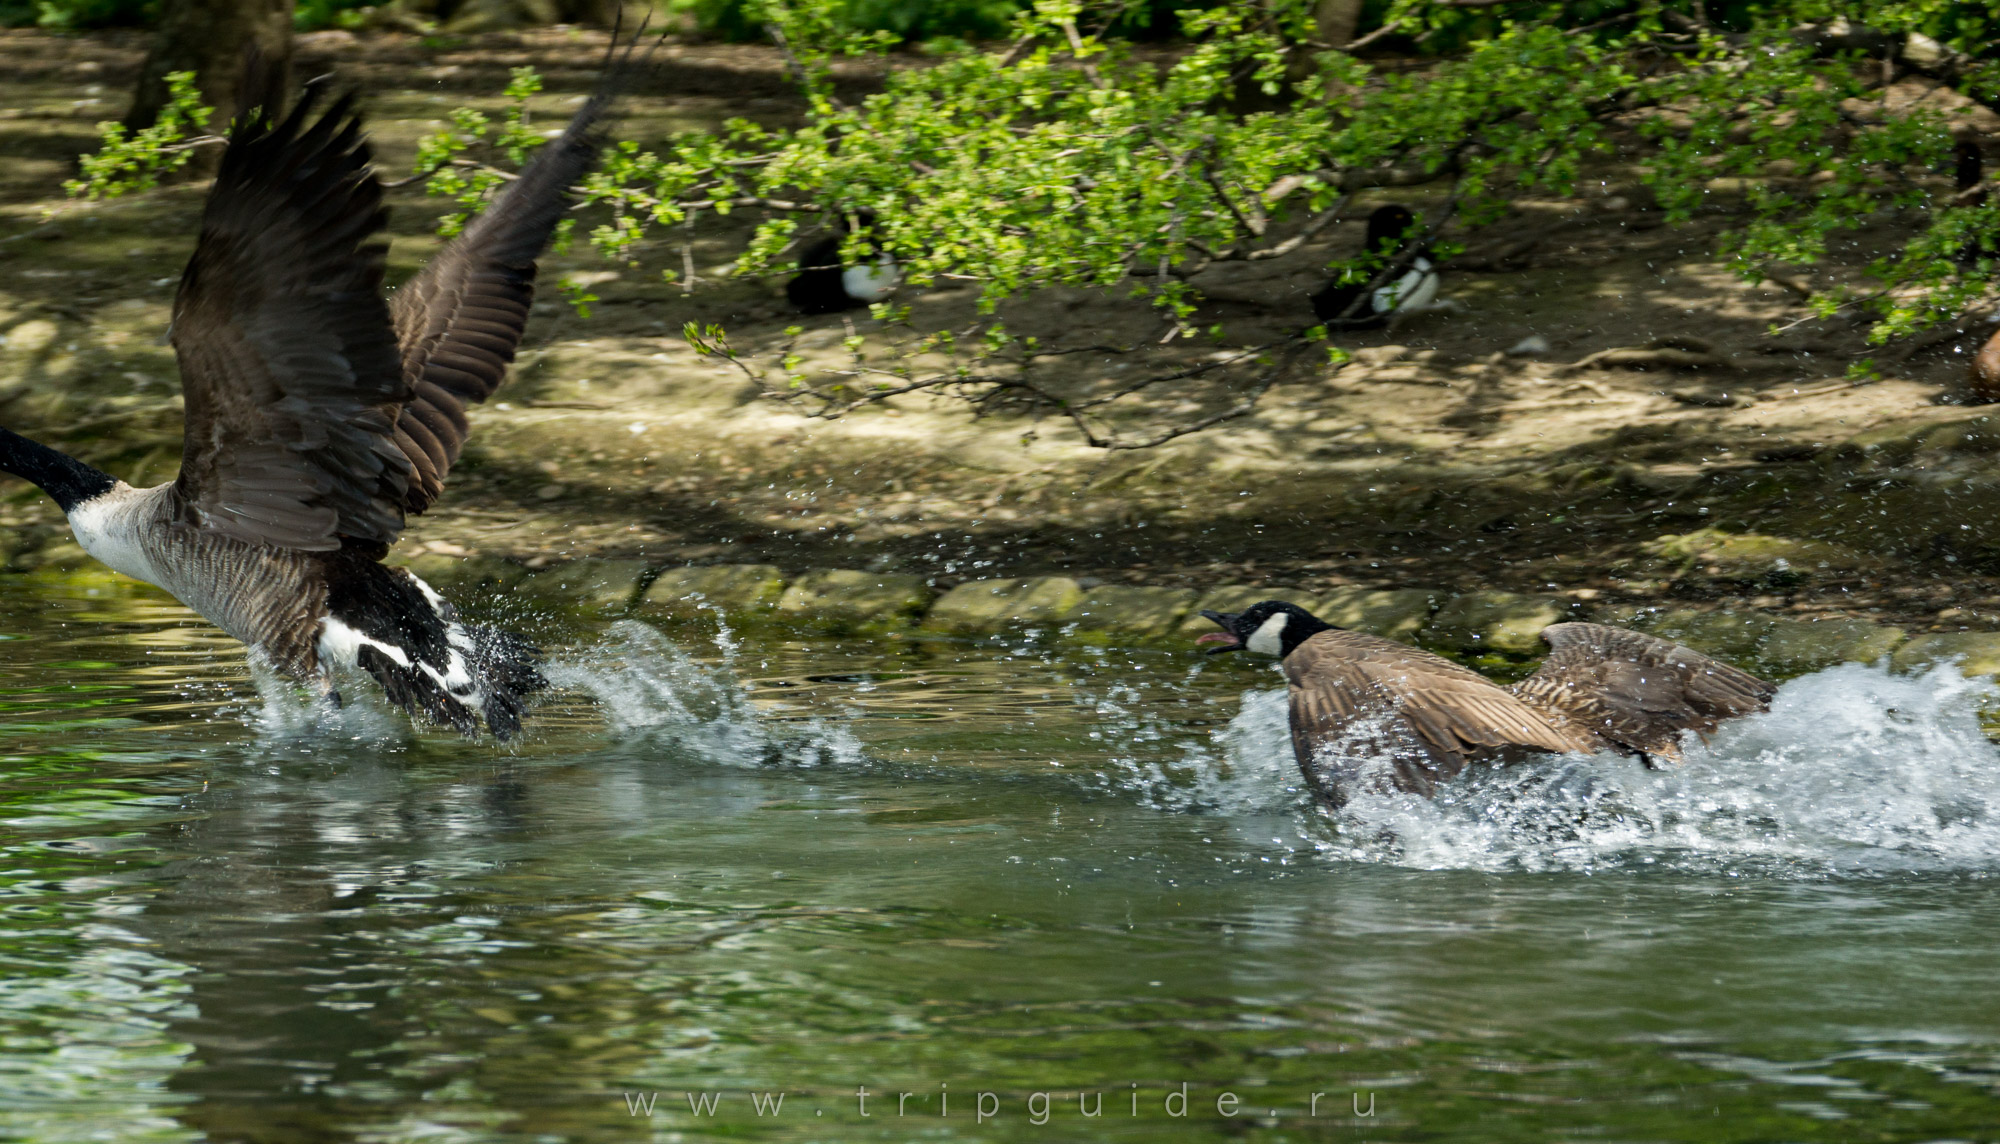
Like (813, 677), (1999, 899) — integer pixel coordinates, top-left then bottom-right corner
(1246, 613), (1290, 656)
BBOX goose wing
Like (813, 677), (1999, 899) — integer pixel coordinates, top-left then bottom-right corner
(169, 84), (410, 551)
(1511, 622), (1776, 759)
(1285, 629), (1602, 798)
(388, 81), (617, 514)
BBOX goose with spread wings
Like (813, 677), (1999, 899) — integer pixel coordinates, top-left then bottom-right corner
(0, 69), (622, 738)
(1197, 601), (1775, 806)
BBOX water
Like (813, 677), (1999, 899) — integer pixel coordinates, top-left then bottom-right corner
(2, 573), (1999, 1141)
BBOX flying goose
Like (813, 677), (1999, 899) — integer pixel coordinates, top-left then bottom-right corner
(1197, 601), (1775, 806)
(0, 67), (623, 738)
(1308, 204), (1441, 327)
(786, 211), (900, 315)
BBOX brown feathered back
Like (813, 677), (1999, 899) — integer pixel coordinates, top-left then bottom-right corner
(1283, 629), (1606, 803)
(1509, 622), (1777, 760)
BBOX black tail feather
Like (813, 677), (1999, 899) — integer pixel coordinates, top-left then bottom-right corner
(326, 558), (546, 739)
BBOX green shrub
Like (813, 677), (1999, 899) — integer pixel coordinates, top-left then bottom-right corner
(672, 0), (1211, 43)
(0, 0), (153, 29)
(295, 0), (379, 31)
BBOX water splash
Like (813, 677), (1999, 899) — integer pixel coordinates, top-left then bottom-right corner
(1092, 682), (1314, 815)
(238, 619), (865, 769)
(1209, 663), (2000, 876)
(542, 619), (865, 769)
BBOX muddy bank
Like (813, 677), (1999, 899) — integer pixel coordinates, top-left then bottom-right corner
(6, 29), (2000, 649)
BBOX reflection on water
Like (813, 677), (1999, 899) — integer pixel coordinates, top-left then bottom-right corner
(1, 573), (1999, 1141)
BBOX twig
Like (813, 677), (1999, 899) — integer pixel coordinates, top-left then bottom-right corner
(997, 31), (1038, 68)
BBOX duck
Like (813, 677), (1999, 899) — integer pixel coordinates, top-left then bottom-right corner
(785, 212), (899, 315)
(0, 68), (621, 739)
(1308, 204), (1441, 327)
(1196, 601), (1775, 806)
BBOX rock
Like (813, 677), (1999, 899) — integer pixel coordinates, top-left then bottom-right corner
(1641, 529), (1877, 584)
(1062, 585), (1198, 645)
(1423, 591), (1573, 655)
(1667, 387), (1745, 408)
(2, 318), (58, 355)
(1635, 608), (1778, 660)
(777, 570), (935, 633)
(514, 559), (654, 614)
(1892, 633), (2000, 677)
(1505, 335), (1551, 357)
(1913, 417), (2000, 458)
(1901, 31), (1948, 68)
(1175, 585), (1313, 639)
(1754, 617), (1905, 675)
(1352, 345), (1408, 366)
(391, 553), (531, 598)
(923, 577), (1085, 635)
(638, 564), (788, 619)
(1311, 586), (1440, 642)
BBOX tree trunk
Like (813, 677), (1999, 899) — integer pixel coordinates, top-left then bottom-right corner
(1281, 0), (1364, 101)
(124, 0), (295, 145)
(1314, 0), (1364, 49)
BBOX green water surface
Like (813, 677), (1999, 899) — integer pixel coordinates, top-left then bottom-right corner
(0, 573), (1996, 1142)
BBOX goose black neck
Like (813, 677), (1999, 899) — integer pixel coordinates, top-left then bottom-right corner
(1278, 612), (1335, 657)
(0, 427), (115, 513)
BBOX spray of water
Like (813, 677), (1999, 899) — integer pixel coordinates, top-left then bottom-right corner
(238, 618), (863, 768)
(540, 619), (865, 769)
(1206, 663), (2000, 875)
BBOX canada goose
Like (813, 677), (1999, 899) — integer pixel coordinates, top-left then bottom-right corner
(1308, 204), (1441, 327)
(786, 212), (899, 315)
(0, 68), (622, 738)
(1197, 601), (1775, 806)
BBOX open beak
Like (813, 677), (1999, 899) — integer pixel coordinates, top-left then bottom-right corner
(1195, 610), (1242, 654)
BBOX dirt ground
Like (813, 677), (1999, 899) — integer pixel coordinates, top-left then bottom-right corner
(8, 27), (2000, 638)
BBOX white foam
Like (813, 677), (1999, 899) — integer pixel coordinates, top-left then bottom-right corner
(1205, 662), (2000, 876)
(540, 619), (862, 769)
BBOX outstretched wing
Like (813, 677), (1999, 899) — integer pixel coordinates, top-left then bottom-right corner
(1511, 622), (1776, 759)
(169, 84), (410, 551)
(388, 72), (621, 514)
(1286, 629), (1601, 800)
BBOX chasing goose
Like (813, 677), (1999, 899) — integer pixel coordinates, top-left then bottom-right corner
(786, 212), (900, 315)
(1309, 204), (1441, 327)
(0, 63), (624, 738)
(1197, 601), (1775, 806)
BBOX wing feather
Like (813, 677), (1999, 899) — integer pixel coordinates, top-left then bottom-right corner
(169, 84), (409, 551)
(1285, 630), (1603, 804)
(1513, 622), (1776, 758)
(388, 72), (623, 514)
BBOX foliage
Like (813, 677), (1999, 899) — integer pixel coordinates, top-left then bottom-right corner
(398, 0), (1993, 444)
(295, 0), (380, 32)
(672, 0), (1202, 43)
(407, 65), (552, 237)
(63, 70), (214, 202)
(0, 0), (150, 30)
(53, 0), (2000, 445)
